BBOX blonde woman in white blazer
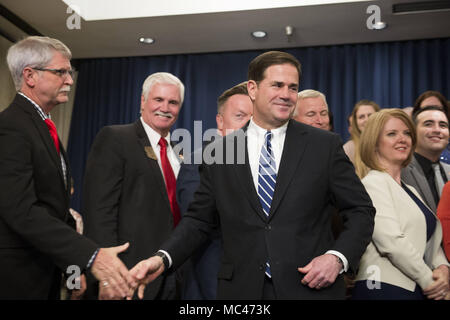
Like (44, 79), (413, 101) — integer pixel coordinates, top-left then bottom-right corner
(352, 109), (449, 300)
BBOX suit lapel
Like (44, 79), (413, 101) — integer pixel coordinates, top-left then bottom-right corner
(231, 128), (267, 222)
(60, 142), (72, 194)
(268, 120), (308, 220)
(134, 120), (172, 213)
(408, 156), (436, 212)
(16, 94), (67, 189)
(231, 120), (309, 222)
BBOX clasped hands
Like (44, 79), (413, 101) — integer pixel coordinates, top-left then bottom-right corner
(91, 244), (166, 300)
(423, 265), (450, 300)
(93, 251), (342, 299)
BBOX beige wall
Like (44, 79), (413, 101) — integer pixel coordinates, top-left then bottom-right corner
(0, 36), (16, 111)
(0, 35), (76, 149)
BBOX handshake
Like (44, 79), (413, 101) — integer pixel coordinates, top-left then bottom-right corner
(75, 242), (167, 300)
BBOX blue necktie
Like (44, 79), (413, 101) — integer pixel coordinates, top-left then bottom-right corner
(258, 131), (277, 278)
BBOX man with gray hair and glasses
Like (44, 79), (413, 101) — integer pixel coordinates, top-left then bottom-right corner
(0, 36), (135, 299)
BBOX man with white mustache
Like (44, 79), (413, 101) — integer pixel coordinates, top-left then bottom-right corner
(82, 72), (185, 300)
(402, 106), (450, 212)
(0, 36), (136, 300)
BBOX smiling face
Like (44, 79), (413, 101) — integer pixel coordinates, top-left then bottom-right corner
(377, 116), (412, 169)
(415, 109), (449, 161)
(141, 82), (181, 137)
(247, 63), (299, 130)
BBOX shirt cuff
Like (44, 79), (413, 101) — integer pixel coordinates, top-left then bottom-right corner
(158, 250), (173, 268)
(326, 250), (348, 274)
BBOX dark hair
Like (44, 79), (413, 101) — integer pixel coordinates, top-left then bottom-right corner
(412, 105), (449, 124)
(412, 90), (449, 118)
(248, 51), (301, 83)
(217, 81), (248, 113)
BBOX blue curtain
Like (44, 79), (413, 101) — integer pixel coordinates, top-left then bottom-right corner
(68, 37), (450, 210)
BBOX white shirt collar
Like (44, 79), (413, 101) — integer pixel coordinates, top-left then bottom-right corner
(18, 92), (50, 120)
(140, 117), (171, 148)
(247, 117), (288, 137)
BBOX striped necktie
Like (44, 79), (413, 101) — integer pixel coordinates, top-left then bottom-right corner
(257, 131), (277, 278)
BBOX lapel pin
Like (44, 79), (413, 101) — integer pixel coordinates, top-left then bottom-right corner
(144, 146), (157, 160)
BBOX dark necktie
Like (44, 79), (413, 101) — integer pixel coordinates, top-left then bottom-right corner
(158, 137), (181, 227)
(432, 163), (445, 197)
(257, 131), (277, 278)
(44, 119), (60, 154)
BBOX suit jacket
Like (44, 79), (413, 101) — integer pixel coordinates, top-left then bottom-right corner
(356, 170), (449, 292)
(83, 120), (179, 299)
(401, 155), (450, 212)
(161, 120), (375, 299)
(0, 94), (98, 299)
(176, 145), (221, 299)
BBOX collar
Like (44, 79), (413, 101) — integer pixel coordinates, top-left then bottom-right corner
(247, 117), (288, 137)
(140, 117), (171, 148)
(414, 152), (436, 175)
(18, 92), (51, 121)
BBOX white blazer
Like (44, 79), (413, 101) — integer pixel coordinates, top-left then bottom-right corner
(356, 170), (449, 291)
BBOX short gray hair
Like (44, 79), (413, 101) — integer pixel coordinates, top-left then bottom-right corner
(7, 36), (72, 90)
(141, 72), (185, 105)
(293, 89), (328, 117)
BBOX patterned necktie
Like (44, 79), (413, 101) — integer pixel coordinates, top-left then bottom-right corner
(158, 137), (181, 227)
(44, 119), (60, 154)
(432, 163), (445, 197)
(258, 131), (277, 278)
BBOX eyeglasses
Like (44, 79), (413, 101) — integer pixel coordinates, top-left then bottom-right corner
(32, 67), (75, 78)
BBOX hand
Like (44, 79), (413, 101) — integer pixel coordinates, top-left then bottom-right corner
(129, 256), (165, 299)
(90, 242), (136, 300)
(298, 254), (342, 290)
(423, 265), (449, 300)
(70, 274), (86, 300)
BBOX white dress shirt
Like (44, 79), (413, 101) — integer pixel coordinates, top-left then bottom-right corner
(247, 118), (287, 192)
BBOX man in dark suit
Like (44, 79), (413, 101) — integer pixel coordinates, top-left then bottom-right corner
(177, 81), (252, 299)
(131, 51), (375, 299)
(83, 72), (185, 300)
(0, 36), (134, 300)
